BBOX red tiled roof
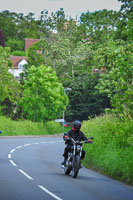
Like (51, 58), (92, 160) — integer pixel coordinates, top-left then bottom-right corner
(10, 56), (27, 69)
(25, 38), (40, 51)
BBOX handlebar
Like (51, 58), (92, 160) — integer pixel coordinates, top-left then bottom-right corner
(63, 135), (93, 144)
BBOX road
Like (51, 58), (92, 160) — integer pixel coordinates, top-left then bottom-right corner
(0, 136), (133, 200)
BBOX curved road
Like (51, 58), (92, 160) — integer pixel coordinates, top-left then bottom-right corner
(0, 136), (133, 200)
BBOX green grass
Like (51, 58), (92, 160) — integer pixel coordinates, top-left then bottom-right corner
(81, 114), (133, 185)
(0, 116), (69, 136)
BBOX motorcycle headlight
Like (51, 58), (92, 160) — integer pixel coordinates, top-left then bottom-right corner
(76, 145), (81, 151)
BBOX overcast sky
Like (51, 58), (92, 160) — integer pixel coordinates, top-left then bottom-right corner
(0, 0), (122, 19)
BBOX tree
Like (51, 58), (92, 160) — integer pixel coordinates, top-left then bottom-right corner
(94, 39), (132, 116)
(20, 65), (68, 122)
(0, 29), (5, 47)
(64, 73), (110, 122)
(116, 0), (133, 41)
(6, 39), (24, 52)
(79, 9), (119, 43)
(26, 30), (92, 79)
(0, 10), (41, 52)
(0, 10), (18, 41)
(0, 46), (21, 116)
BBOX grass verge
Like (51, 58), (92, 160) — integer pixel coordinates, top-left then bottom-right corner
(81, 114), (133, 185)
(0, 116), (69, 136)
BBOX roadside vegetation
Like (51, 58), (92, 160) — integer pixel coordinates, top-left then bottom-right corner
(0, 116), (69, 136)
(82, 114), (133, 185)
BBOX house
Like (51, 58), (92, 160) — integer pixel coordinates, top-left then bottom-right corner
(9, 56), (28, 80)
(25, 38), (40, 51)
(10, 38), (40, 79)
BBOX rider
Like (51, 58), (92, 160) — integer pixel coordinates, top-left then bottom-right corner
(61, 120), (89, 166)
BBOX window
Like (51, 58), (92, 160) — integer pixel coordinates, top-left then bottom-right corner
(19, 64), (23, 69)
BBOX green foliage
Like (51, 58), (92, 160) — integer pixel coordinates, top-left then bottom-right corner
(79, 9), (119, 43)
(95, 40), (133, 116)
(26, 40), (44, 67)
(20, 65), (68, 122)
(43, 121), (63, 135)
(12, 50), (26, 56)
(0, 29), (5, 47)
(0, 115), (63, 136)
(65, 73), (110, 121)
(0, 11), (19, 41)
(118, 0), (133, 41)
(82, 114), (133, 185)
(6, 39), (25, 52)
(0, 11), (41, 43)
(0, 46), (21, 116)
(0, 5), (132, 120)
(26, 29), (91, 79)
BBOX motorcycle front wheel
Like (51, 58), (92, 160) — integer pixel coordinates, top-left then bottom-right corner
(64, 159), (71, 175)
(72, 155), (81, 178)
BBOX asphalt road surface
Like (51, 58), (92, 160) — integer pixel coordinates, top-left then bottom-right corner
(0, 136), (133, 200)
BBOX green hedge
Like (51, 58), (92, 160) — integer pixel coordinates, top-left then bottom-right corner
(0, 116), (64, 136)
(81, 114), (133, 185)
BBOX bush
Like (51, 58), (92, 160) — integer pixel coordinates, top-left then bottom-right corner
(0, 116), (64, 136)
(44, 121), (64, 135)
(81, 114), (133, 185)
(12, 50), (26, 56)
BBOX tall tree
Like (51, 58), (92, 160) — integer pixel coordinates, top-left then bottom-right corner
(79, 9), (119, 43)
(0, 29), (5, 47)
(0, 46), (21, 116)
(65, 73), (110, 122)
(116, 0), (133, 40)
(94, 39), (132, 115)
(20, 65), (68, 122)
(26, 29), (92, 79)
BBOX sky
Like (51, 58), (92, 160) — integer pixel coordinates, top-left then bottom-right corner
(0, 0), (122, 19)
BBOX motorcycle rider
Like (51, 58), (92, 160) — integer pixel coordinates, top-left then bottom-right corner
(61, 120), (89, 166)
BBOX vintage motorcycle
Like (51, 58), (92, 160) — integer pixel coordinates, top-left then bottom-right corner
(62, 136), (93, 178)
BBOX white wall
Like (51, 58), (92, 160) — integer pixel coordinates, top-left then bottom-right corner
(9, 59), (28, 80)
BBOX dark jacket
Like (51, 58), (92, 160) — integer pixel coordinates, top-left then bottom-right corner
(64, 128), (87, 145)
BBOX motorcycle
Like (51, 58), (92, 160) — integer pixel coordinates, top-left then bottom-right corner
(62, 136), (93, 178)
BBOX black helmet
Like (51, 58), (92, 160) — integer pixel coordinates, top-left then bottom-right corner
(73, 120), (81, 130)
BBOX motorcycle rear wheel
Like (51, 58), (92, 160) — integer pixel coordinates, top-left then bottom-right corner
(72, 155), (81, 178)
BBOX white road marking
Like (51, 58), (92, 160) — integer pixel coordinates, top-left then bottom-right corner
(16, 146), (23, 149)
(10, 149), (16, 153)
(24, 143), (31, 146)
(38, 185), (63, 200)
(8, 154), (11, 159)
(10, 160), (17, 167)
(32, 142), (39, 145)
(8, 139), (63, 197)
(19, 169), (34, 180)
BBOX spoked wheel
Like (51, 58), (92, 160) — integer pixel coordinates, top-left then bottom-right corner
(72, 155), (81, 178)
(64, 159), (71, 175)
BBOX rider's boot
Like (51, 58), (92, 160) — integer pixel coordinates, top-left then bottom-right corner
(61, 158), (67, 165)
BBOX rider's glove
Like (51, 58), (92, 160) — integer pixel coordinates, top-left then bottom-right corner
(85, 139), (92, 143)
